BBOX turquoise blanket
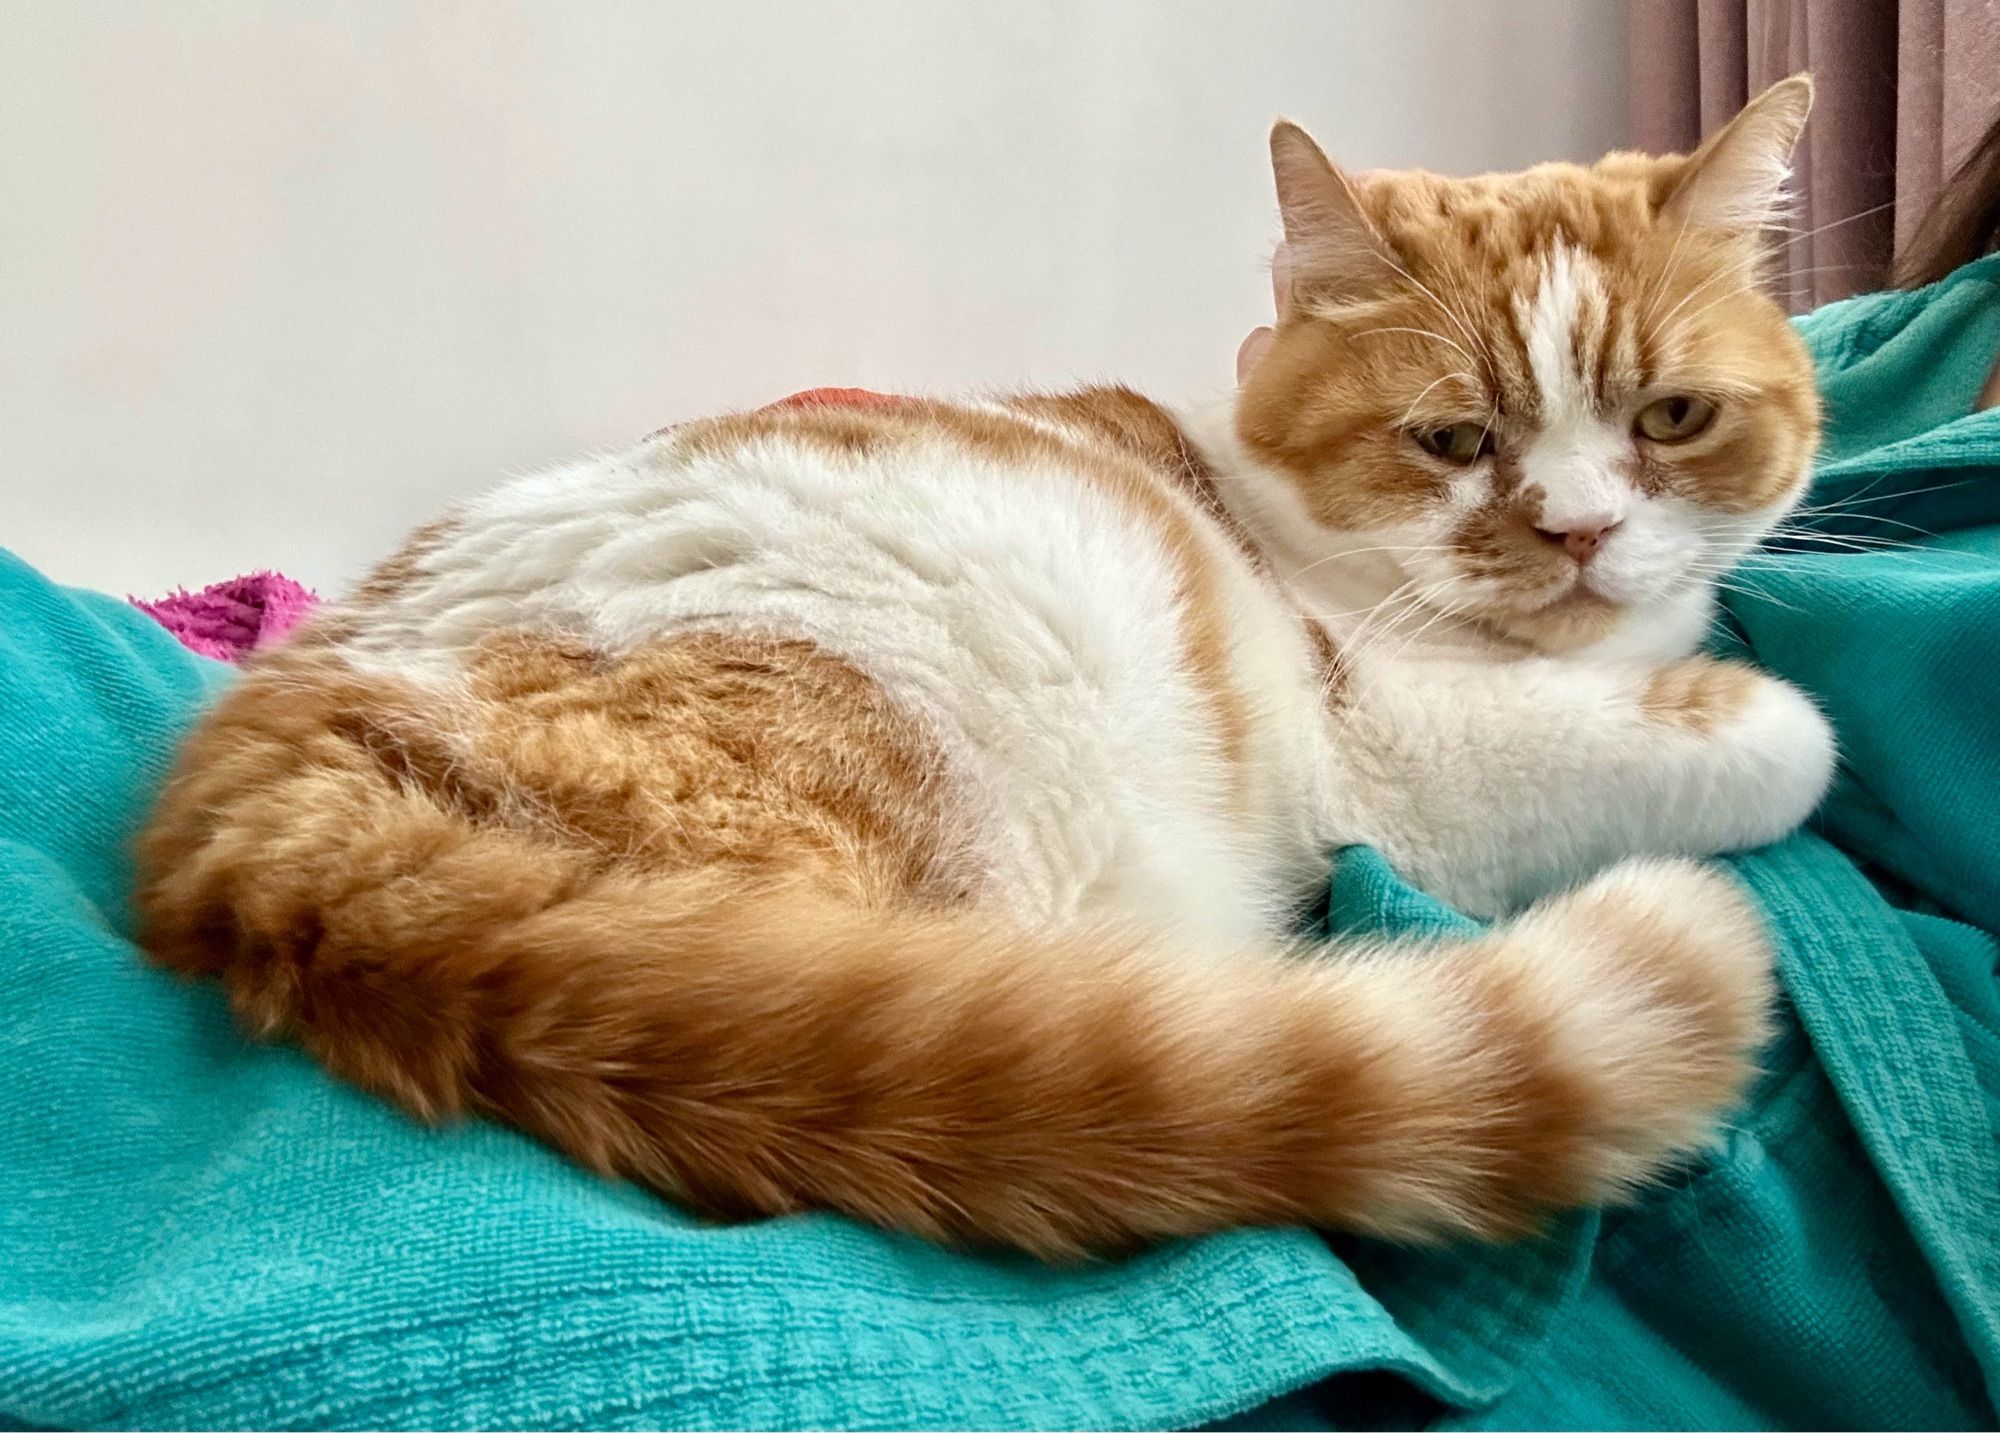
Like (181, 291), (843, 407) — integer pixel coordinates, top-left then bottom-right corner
(3, 260), (1998, 1429)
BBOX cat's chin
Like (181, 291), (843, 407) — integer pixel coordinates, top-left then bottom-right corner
(1480, 587), (1627, 653)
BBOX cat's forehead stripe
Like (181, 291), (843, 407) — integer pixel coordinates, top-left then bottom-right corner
(1516, 244), (1608, 431)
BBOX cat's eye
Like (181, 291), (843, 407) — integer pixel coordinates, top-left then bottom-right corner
(1634, 394), (1717, 443)
(1410, 421), (1493, 465)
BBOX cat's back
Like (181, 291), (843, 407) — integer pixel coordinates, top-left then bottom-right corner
(316, 389), (1319, 932)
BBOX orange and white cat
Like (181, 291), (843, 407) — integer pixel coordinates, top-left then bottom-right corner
(138, 77), (1833, 1259)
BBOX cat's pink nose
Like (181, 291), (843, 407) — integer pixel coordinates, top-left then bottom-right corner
(1535, 519), (1621, 565)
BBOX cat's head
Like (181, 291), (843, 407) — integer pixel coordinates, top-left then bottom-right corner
(1235, 76), (1820, 651)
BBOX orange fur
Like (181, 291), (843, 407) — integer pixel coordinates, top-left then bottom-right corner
(1641, 658), (1764, 733)
(349, 516), (461, 609)
(136, 630), (1768, 1257)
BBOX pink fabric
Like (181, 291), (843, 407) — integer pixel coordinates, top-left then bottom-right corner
(131, 572), (320, 663)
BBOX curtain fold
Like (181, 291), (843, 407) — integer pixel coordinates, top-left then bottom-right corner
(1628, 0), (2000, 308)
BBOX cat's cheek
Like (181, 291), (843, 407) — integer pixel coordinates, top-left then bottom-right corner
(1596, 501), (1711, 603)
(1703, 503), (1797, 567)
(1405, 551), (1496, 615)
(1593, 546), (1688, 605)
(1444, 467), (1495, 514)
(1401, 479), (1495, 599)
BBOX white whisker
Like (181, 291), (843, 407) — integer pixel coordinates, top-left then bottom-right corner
(1347, 326), (1481, 368)
(1398, 373), (1482, 427)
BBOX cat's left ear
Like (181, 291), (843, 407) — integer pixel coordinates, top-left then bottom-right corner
(1269, 120), (1395, 304)
(1659, 73), (1814, 233)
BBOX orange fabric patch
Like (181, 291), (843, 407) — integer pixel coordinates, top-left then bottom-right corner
(769, 387), (909, 412)
(649, 387), (907, 442)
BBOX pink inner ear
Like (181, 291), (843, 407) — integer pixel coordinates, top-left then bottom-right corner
(1271, 245), (1294, 310)
(1236, 328), (1276, 385)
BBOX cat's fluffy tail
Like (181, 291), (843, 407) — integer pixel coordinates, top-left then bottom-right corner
(140, 724), (1772, 1258)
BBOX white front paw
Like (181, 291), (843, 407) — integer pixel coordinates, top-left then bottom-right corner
(1704, 669), (1838, 849)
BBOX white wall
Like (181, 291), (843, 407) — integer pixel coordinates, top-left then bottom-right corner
(1, 1), (1628, 596)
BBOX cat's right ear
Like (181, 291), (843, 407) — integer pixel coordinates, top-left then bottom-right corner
(1269, 120), (1394, 305)
(1657, 74), (1813, 235)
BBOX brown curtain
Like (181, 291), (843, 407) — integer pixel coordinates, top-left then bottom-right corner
(1628, 0), (2000, 309)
